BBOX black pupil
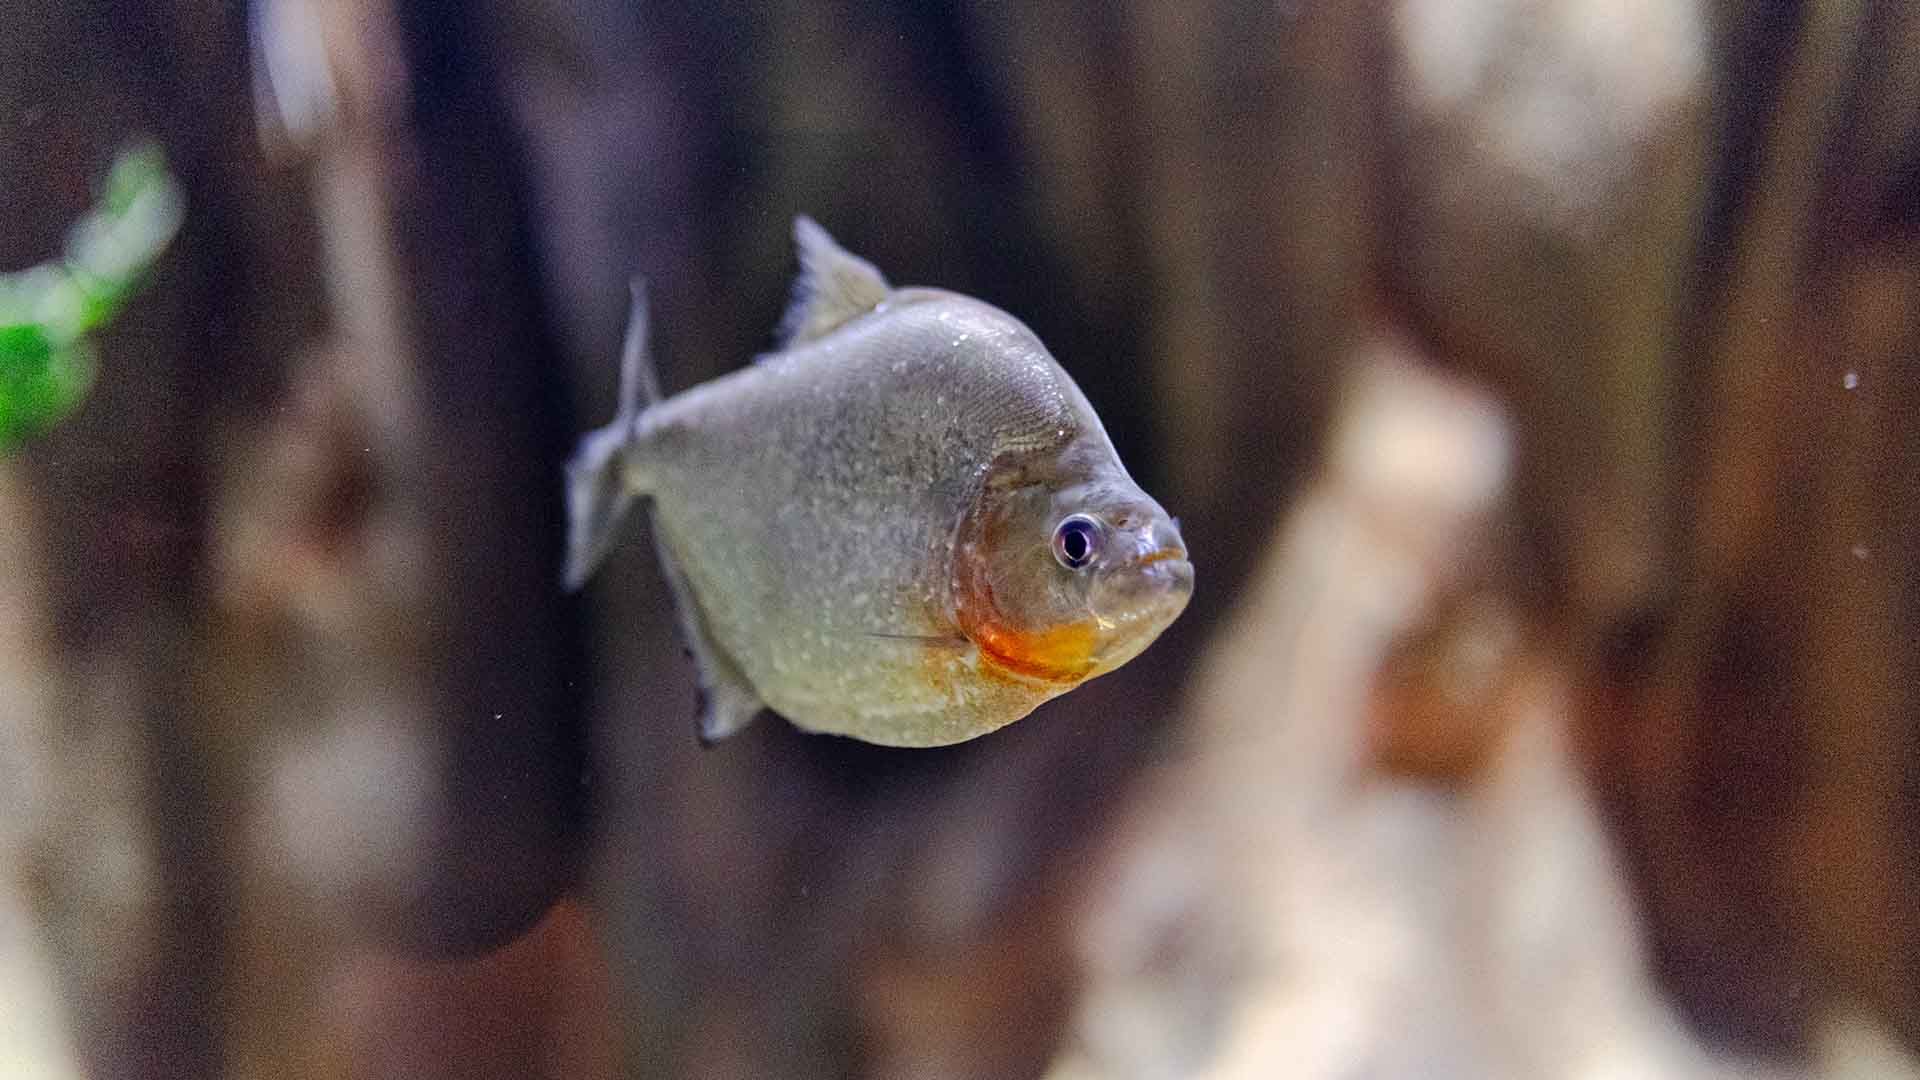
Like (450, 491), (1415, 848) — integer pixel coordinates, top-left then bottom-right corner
(1061, 522), (1092, 564)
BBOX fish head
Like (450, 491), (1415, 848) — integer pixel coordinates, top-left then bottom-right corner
(952, 444), (1193, 687)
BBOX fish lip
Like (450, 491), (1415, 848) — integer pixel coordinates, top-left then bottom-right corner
(1152, 561), (1195, 607)
(1089, 551), (1192, 628)
(1128, 548), (1193, 595)
(1135, 545), (1188, 569)
(1082, 556), (1192, 675)
(1094, 543), (1192, 596)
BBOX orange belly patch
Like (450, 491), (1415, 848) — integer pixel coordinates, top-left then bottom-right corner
(969, 616), (1099, 684)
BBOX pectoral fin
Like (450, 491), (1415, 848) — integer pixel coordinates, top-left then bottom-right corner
(652, 531), (763, 744)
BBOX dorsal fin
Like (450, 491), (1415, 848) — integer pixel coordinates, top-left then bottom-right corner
(775, 216), (890, 349)
(618, 276), (661, 417)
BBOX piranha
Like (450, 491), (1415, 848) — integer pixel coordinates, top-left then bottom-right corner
(565, 218), (1192, 747)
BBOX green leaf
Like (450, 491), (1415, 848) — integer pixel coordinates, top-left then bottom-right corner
(0, 324), (95, 447)
(0, 143), (180, 450)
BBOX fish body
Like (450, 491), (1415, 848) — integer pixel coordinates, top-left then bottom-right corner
(567, 219), (1191, 747)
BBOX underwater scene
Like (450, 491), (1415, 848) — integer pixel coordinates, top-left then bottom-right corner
(2, 2), (1916, 1078)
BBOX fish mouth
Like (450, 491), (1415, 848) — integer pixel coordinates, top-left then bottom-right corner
(1085, 550), (1193, 671)
(1148, 557), (1194, 596)
(1113, 542), (1192, 598)
(1131, 545), (1194, 599)
(1137, 545), (1187, 568)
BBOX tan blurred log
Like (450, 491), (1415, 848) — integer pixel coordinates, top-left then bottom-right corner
(1046, 0), (1920, 1072)
(1, 2), (300, 1073)
(1596, 0), (1920, 1052)
(0, 462), (83, 1078)
(1387, 0), (1710, 628)
(1046, 351), (1807, 1080)
(4, 0), (589, 1075)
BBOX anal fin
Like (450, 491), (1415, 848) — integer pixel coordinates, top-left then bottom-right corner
(651, 525), (763, 744)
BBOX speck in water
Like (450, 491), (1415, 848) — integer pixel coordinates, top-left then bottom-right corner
(1843, 371), (1860, 390)
(1852, 545), (1870, 561)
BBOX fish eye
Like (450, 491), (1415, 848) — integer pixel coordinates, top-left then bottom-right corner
(1052, 514), (1102, 570)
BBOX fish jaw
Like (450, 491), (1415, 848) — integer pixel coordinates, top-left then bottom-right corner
(1084, 554), (1193, 676)
(950, 532), (1192, 688)
(1076, 492), (1194, 675)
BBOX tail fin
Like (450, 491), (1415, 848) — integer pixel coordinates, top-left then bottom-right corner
(564, 278), (659, 590)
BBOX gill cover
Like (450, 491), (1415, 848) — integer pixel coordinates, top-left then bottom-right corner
(951, 455), (1104, 684)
